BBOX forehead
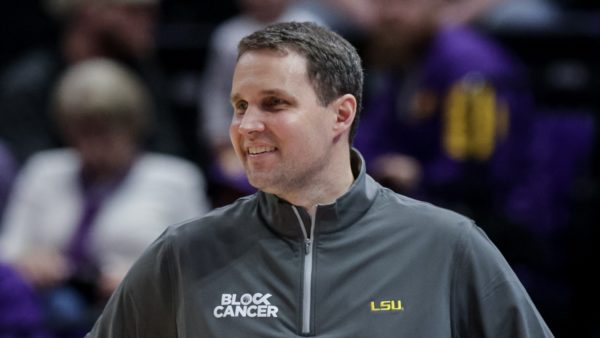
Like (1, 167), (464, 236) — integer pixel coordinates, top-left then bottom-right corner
(231, 49), (311, 98)
(235, 49), (308, 78)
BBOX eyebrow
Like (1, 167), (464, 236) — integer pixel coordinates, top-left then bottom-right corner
(230, 89), (293, 104)
(230, 93), (242, 105)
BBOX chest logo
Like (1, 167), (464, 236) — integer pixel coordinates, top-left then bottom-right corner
(370, 300), (404, 312)
(213, 293), (279, 318)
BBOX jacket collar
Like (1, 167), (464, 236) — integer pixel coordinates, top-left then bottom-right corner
(258, 149), (380, 239)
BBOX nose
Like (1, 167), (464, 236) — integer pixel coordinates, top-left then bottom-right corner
(237, 107), (265, 135)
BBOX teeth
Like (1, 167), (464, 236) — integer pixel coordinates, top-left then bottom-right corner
(248, 146), (275, 155)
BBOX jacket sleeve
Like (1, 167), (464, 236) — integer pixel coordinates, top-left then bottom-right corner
(451, 222), (554, 337)
(86, 228), (179, 338)
(0, 155), (49, 261)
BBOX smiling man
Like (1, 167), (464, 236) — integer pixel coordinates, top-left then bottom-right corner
(229, 47), (356, 215)
(86, 22), (552, 337)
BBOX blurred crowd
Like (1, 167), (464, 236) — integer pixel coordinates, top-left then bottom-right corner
(0, 0), (598, 337)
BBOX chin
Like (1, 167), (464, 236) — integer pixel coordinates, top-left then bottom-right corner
(247, 175), (274, 192)
(247, 177), (265, 190)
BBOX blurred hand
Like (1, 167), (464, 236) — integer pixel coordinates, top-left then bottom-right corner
(372, 154), (423, 194)
(15, 249), (72, 288)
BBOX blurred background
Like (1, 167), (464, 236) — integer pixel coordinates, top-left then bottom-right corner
(0, 0), (598, 337)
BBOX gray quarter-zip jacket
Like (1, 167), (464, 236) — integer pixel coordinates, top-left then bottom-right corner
(87, 150), (553, 337)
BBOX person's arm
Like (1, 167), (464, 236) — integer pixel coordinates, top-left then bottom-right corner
(86, 228), (179, 338)
(451, 222), (554, 337)
(0, 155), (72, 288)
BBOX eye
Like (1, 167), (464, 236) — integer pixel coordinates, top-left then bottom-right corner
(234, 101), (248, 115)
(263, 96), (288, 111)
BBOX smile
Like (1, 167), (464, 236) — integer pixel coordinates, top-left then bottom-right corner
(247, 146), (276, 155)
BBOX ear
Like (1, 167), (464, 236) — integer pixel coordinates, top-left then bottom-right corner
(332, 94), (357, 138)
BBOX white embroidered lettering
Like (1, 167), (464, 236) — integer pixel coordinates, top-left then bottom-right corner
(213, 293), (279, 318)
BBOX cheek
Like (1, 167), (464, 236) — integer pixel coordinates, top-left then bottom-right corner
(284, 123), (324, 153)
(306, 111), (335, 141)
(229, 122), (240, 143)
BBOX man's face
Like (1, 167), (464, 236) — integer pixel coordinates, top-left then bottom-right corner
(229, 50), (337, 196)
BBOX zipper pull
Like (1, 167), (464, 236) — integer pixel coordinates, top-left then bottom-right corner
(304, 239), (312, 255)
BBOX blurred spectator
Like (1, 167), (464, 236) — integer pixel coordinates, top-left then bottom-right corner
(0, 263), (51, 338)
(0, 140), (17, 221)
(0, 0), (185, 166)
(292, 0), (377, 49)
(356, 0), (536, 223)
(0, 58), (210, 336)
(197, 0), (322, 206)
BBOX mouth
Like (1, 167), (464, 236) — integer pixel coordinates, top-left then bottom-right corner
(247, 146), (276, 155)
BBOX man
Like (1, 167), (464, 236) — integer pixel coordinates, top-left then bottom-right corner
(86, 22), (552, 337)
(198, 0), (322, 206)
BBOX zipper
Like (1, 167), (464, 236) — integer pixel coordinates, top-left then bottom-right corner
(291, 206), (316, 335)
